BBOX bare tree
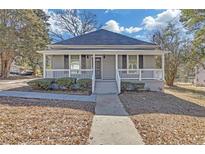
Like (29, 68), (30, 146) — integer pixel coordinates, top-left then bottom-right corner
(152, 22), (188, 86)
(49, 10), (98, 41)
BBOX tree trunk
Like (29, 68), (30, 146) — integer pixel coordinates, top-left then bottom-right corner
(32, 65), (38, 77)
(0, 53), (2, 77)
(165, 57), (178, 87)
(0, 50), (15, 78)
(166, 78), (175, 86)
(1, 59), (13, 78)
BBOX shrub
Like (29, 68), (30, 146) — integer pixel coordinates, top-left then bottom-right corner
(56, 77), (76, 90)
(121, 81), (145, 91)
(77, 78), (92, 90)
(28, 78), (55, 90)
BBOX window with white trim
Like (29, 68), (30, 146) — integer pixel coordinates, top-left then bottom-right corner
(71, 55), (80, 74)
(128, 55), (138, 69)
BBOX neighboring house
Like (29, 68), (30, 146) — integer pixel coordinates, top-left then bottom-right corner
(194, 64), (205, 86)
(38, 29), (167, 93)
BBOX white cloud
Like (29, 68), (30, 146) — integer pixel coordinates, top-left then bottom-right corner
(135, 34), (150, 41)
(103, 20), (142, 34)
(142, 9), (181, 30)
(104, 9), (114, 14)
(102, 20), (125, 33)
(125, 26), (142, 33)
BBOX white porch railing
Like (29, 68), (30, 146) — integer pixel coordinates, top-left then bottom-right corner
(116, 69), (163, 93)
(45, 69), (93, 79)
(70, 69), (93, 79)
(45, 69), (70, 78)
(118, 69), (163, 80)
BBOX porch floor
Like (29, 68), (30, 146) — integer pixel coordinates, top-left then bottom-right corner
(94, 80), (118, 94)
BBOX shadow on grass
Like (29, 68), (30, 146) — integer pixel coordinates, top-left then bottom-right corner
(166, 85), (205, 96)
(0, 96), (95, 114)
(119, 91), (205, 117)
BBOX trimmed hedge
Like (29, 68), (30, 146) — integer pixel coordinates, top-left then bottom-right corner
(77, 78), (92, 90)
(56, 77), (76, 90)
(28, 78), (55, 90)
(28, 77), (92, 92)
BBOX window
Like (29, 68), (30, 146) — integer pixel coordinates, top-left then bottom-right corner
(64, 55), (69, 69)
(71, 55), (80, 74)
(122, 55), (127, 69)
(139, 55), (143, 69)
(128, 55), (138, 69)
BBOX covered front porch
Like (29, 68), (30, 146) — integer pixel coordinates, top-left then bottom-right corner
(42, 51), (165, 94)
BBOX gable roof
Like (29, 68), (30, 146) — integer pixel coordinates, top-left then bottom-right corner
(53, 29), (155, 46)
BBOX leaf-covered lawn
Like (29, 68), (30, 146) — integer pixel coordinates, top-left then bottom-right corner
(0, 97), (95, 144)
(119, 90), (205, 144)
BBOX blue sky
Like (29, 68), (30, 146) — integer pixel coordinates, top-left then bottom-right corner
(47, 9), (181, 42)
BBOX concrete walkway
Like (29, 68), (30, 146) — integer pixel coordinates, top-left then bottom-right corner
(0, 91), (96, 102)
(95, 80), (118, 94)
(88, 94), (144, 145)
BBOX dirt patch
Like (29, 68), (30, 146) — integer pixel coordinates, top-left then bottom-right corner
(119, 91), (205, 144)
(0, 97), (95, 144)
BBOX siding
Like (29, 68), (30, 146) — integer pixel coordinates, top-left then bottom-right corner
(143, 55), (157, 69)
(195, 66), (205, 86)
(52, 55), (64, 69)
(103, 55), (116, 80)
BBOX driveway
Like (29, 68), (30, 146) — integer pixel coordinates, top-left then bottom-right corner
(0, 78), (36, 91)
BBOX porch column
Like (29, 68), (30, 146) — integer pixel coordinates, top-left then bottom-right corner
(162, 53), (165, 81)
(69, 54), (71, 77)
(93, 54), (95, 75)
(43, 53), (46, 78)
(115, 54), (118, 79)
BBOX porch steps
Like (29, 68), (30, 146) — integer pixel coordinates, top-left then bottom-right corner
(94, 80), (118, 94)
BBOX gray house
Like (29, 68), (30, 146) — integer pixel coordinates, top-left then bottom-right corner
(194, 64), (205, 86)
(38, 29), (167, 94)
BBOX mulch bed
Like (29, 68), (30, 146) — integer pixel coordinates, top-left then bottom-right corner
(0, 97), (95, 144)
(119, 92), (205, 144)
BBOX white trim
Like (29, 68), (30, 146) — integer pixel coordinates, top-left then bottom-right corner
(37, 50), (169, 55)
(127, 55), (138, 74)
(46, 69), (70, 71)
(119, 69), (162, 71)
(115, 54), (118, 72)
(68, 54), (71, 77)
(70, 55), (81, 74)
(93, 54), (95, 76)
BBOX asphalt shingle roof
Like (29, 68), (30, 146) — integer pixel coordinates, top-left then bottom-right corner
(53, 29), (155, 45)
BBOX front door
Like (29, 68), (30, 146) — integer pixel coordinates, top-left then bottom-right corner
(95, 57), (102, 79)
